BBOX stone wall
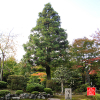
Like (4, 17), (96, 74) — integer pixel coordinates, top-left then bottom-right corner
(1, 92), (53, 100)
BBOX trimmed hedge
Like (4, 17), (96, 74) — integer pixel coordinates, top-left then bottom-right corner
(16, 90), (23, 95)
(7, 75), (28, 90)
(44, 88), (53, 95)
(26, 83), (44, 93)
(31, 91), (39, 94)
(0, 81), (7, 88)
(0, 90), (10, 96)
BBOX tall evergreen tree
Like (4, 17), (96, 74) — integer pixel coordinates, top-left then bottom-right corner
(23, 3), (69, 80)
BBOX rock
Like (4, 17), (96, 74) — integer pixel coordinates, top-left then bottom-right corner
(37, 95), (41, 99)
(10, 94), (18, 97)
(41, 96), (45, 99)
(5, 93), (11, 100)
(47, 94), (50, 97)
(25, 93), (31, 98)
(0, 97), (5, 100)
(43, 94), (47, 98)
(50, 95), (53, 98)
(19, 93), (30, 99)
(12, 97), (20, 100)
(29, 94), (35, 99)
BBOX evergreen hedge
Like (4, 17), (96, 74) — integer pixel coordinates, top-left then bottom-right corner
(0, 81), (7, 88)
(7, 75), (28, 90)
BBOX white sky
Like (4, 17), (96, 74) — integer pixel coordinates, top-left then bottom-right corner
(0, 0), (100, 62)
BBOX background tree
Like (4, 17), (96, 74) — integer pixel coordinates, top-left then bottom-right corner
(23, 3), (69, 80)
(0, 29), (17, 81)
(52, 66), (72, 94)
(71, 37), (98, 84)
(3, 56), (17, 81)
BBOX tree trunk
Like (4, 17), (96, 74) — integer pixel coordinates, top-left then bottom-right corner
(82, 74), (85, 84)
(61, 80), (63, 94)
(82, 66), (85, 84)
(46, 65), (51, 80)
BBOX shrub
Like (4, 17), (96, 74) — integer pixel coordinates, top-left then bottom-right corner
(7, 75), (28, 90)
(31, 91), (39, 94)
(0, 81), (7, 88)
(46, 80), (53, 88)
(79, 83), (90, 92)
(16, 90), (23, 95)
(74, 83), (90, 93)
(26, 83), (44, 93)
(26, 84), (35, 93)
(93, 93), (100, 100)
(0, 90), (10, 96)
(44, 88), (53, 94)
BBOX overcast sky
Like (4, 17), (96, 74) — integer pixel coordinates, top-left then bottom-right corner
(0, 0), (100, 62)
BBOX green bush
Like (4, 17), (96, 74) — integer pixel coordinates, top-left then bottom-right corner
(31, 91), (39, 94)
(26, 84), (35, 93)
(0, 81), (7, 88)
(93, 93), (100, 100)
(46, 80), (60, 91)
(46, 80), (53, 88)
(26, 83), (44, 93)
(79, 83), (90, 92)
(44, 88), (53, 94)
(74, 83), (90, 93)
(16, 90), (23, 95)
(0, 90), (10, 96)
(7, 75), (28, 90)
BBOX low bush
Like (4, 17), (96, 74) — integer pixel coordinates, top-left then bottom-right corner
(46, 80), (61, 91)
(79, 83), (90, 92)
(44, 88), (53, 95)
(93, 93), (100, 100)
(26, 84), (35, 93)
(31, 91), (39, 94)
(0, 81), (7, 88)
(0, 90), (10, 96)
(16, 90), (23, 95)
(26, 83), (44, 93)
(74, 83), (90, 93)
(7, 75), (28, 90)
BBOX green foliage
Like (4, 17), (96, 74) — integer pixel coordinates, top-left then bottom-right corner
(7, 75), (27, 90)
(16, 90), (23, 95)
(26, 83), (44, 93)
(3, 56), (17, 81)
(31, 65), (46, 72)
(23, 3), (69, 80)
(0, 90), (10, 96)
(26, 84), (34, 93)
(0, 81), (7, 88)
(93, 93), (100, 100)
(27, 76), (40, 84)
(74, 83), (90, 93)
(31, 91), (39, 94)
(53, 66), (72, 82)
(46, 80), (54, 88)
(79, 83), (90, 92)
(44, 88), (52, 94)
(46, 80), (61, 91)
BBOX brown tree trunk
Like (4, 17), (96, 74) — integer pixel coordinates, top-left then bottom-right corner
(61, 80), (63, 94)
(46, 65), (51, 80)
